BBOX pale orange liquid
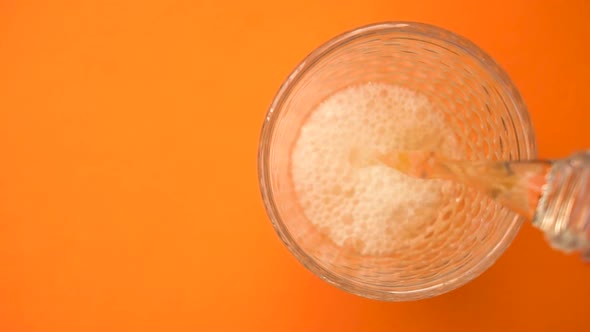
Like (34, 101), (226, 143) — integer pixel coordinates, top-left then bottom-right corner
(379, 151), (552, 220)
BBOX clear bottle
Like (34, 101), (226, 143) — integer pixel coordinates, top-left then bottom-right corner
(533, 151), (590, 260)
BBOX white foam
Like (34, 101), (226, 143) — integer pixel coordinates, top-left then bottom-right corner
(291, 83), (458, 256)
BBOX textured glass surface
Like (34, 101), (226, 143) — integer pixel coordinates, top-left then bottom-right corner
(259, 22), (536, 301)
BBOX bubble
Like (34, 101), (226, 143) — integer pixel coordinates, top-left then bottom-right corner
(291, 83), (465, 256)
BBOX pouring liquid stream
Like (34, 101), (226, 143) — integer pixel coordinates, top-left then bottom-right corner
(376, 151), (553, 221)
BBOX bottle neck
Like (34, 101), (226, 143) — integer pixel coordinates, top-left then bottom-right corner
(533, 151), (590, 259)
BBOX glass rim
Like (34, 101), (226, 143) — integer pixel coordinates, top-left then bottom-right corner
(258, 21), (537, 301)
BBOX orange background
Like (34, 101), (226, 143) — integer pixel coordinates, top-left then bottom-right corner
(1, 1), (589, 331)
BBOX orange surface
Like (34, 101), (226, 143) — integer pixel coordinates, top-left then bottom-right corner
(1, 1), (589, 331)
